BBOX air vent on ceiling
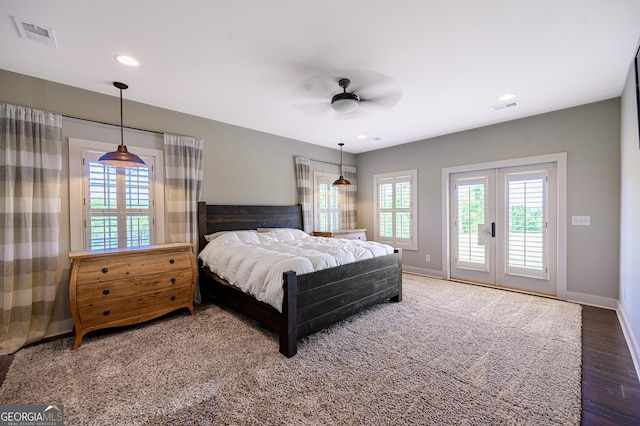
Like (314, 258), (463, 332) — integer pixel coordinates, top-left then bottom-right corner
(13, 16), (58, 48)
(492, 101), (519, 111)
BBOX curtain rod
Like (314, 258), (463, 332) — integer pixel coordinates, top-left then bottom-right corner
(310, 159), (356, 167)
(63, 114), (164, 136)
(310, 158), (341, 167)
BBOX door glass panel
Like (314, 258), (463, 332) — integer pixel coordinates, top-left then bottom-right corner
(455, 179), (488, 269)
(506, 172), (547, 279)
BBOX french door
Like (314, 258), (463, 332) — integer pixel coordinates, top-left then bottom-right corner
(450, 163), (557, 295)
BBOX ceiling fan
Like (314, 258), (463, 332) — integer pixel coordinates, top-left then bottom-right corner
(331, 78), (360, 113)
(291, 70), (402, 118)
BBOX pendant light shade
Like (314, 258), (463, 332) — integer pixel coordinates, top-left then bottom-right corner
(98, 82), (146, 168)
(332, 143), (351, 187)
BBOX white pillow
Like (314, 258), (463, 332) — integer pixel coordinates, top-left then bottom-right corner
(210, 230), (261, 245)
(204, 231), (230, 242)
(267, 228), (310, 242)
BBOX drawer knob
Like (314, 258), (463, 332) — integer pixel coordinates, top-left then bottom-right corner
(170, 296), (176, 301)
(103, 310), (110, 316)
(102, 289), (110, 295)
(171, 277), (176, 283)
(101, 268), (109, 273)
(169, 259), (175, 264)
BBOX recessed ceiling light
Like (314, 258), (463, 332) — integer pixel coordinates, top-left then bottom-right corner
(115, 54), (140, 67)
(498, 93), (516, 101)
(357, 135), (367, 139)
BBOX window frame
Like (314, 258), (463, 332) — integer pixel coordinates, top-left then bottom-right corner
(373, 169), (418, 250)
(313, 171), (340, 232)
(69, 138), (166, 251)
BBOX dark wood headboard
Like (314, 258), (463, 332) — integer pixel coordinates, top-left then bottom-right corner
(197, 202), (303, 250)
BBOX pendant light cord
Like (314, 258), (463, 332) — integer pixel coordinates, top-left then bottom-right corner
(119, 86), (124, 147)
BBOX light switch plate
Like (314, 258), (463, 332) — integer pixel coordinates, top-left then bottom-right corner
(571, 216), (591, 226)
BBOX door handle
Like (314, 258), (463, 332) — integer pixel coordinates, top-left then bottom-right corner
(491, 222), (496, 238)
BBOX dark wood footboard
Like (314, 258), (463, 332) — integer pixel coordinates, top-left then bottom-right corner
(295, 249), (402, 342)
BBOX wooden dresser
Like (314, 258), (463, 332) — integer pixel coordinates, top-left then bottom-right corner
(312, 229), (367, 241)
(68, 243), (197, 349)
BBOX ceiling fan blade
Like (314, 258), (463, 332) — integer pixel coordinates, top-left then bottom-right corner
(291, 100), (332, 117)
(359, 86), (403, 110)
(291, 75), (339, 100)
(347, 70), (396, 91)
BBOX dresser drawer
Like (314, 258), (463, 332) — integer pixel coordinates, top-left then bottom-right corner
(138, 287), (192, 315)
(75, 251), (192, 285)
(78, 297), (140, 328)
(75, 269), (193, 307)
(79, 288), (192, 329)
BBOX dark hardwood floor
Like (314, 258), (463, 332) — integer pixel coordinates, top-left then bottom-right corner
(582, 305), (640, 425)
(0, 305), (638, 423)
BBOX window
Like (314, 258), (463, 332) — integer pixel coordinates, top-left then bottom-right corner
(314, 172), (340, 231)
(84, 151), (154, 250)
(69, 138), (165, 251)
(374, 169), (417, 250)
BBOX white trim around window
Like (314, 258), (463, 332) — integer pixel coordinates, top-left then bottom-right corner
(373, 169), (418, 251)
(313, 171), (340, 232)
(68, 138), (166, 251)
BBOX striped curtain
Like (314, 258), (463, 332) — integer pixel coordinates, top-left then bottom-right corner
(294, 156), (312, 233)
(340, 164), (358, 229)
(164, 134), (204, 302)
(0, 103), (62, 355)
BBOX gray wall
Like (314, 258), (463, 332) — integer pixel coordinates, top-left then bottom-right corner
(619, 58), (640, 360)
(356, 99), (621, 300)
(0, 69), (353, 334)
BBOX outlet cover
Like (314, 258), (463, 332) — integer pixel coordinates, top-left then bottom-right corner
(425, 255), (431, 262)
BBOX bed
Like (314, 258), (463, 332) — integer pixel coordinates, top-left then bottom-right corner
(197, 202), (403, 357)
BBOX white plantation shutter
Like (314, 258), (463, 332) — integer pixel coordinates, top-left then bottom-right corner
(374, 170), (417, 250)
(83, 150), (155, 250)
(506, 170), (548, 279)
(455, 177), (488, 269)
(315, 173), (340, 231)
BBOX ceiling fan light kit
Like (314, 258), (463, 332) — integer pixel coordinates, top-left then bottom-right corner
(331, 78), (360, 113)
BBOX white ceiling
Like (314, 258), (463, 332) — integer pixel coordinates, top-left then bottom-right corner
(1, 1), (639, 154)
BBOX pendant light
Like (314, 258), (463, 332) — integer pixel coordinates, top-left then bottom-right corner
(332, 143), (351, 187)
(98, 82), (146, 168)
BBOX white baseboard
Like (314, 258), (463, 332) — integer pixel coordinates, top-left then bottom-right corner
(616, 302), (640, 381)
(402, 265), (445, 278)
(565, 291), (617, 309)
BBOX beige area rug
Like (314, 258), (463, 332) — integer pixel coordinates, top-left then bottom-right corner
(0, 274), (582, 425)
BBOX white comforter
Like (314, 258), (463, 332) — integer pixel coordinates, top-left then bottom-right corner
(198, 228), (394, 312)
